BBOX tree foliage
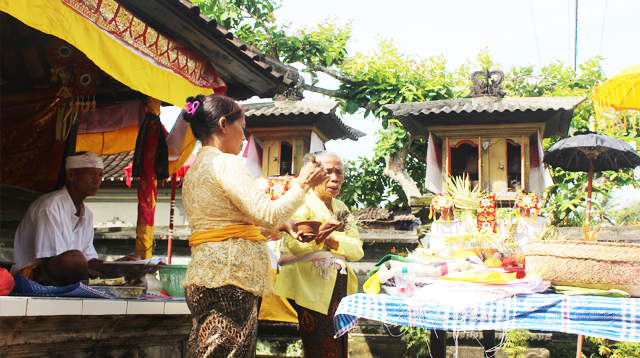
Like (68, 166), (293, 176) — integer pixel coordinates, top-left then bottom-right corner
(192, 0), (640, 217)
(505, 58), (640, 226)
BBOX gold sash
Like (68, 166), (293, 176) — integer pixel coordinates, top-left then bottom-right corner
(189, 224), (266, 247)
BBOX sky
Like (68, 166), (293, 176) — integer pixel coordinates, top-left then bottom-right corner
(161, 0), (640, 203)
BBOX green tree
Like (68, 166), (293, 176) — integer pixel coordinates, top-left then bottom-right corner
(614, 200), (640, 225)
(192, 1), (640, 213)
(506, 59), (640, 226)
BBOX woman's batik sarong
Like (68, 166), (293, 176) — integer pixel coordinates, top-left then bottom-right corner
(288, 273), (348, 358)
(185, 284), (261, 358)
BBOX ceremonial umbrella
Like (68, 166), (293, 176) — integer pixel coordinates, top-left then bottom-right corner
(544, 132), (640, 358)
(562, 64), (640, 358)
(544, 131), (640, 225)
(592, 64), (640, 112)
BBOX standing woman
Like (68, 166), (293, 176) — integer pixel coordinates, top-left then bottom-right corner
(180, 94), (326, 358)
(274, 151), (364, 358)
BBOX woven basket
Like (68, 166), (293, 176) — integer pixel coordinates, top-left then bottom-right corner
(525, 240), (640, 297)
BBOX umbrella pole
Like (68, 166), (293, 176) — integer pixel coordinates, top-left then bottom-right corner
(168, 173), (176, 264)
(585, 158), (594, 225)
(576, 159), (594, 358)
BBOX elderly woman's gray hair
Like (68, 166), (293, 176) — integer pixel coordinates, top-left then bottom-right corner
(301, 151), (343, 166)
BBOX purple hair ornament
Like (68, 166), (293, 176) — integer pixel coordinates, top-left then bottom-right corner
(185, 101), (200, 114)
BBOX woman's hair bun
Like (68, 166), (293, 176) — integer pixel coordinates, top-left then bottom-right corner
(182, 94), (206, 124)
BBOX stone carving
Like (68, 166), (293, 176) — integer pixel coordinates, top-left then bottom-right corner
(469, 69), (506, 98)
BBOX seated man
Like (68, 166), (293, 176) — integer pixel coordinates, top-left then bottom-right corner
(12, 152), (137, 286)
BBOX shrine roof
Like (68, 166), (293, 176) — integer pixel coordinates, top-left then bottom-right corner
(117, 0), (299, 100)
(101, 152), (134, 181)
(353, 207), (418, 223)
(243, 101), (366, 141)
(384, 96), (586, 139)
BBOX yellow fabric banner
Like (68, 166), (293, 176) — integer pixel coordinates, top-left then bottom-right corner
(258, 269), (298, 323)
(2, 0), (205, 174)
(0, 0), (214, 108)
(439, 271), (517, 284)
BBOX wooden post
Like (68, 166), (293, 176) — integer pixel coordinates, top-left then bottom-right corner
(478, 136), (482, 190)
(481, 330), (496, 357)
(167, 173), (176, 264)
(521, 135), (526, 191)
(446, 137), (451, 176)
(430, 330), (447, 358)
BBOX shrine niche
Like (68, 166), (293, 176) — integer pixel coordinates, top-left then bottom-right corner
(243, 95), (365, 177)
(385, 70), (586, 203)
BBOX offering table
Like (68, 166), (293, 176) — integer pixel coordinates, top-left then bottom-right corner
(334, 292), (640, 358)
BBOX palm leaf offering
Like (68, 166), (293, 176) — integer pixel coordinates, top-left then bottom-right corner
(582, 222), (602, 241)
(442, 174), (481, 234)
(536, 224), (567, 241)
(443, 232), (514, 254)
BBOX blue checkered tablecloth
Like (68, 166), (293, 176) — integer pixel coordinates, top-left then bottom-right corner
(334, 293), (640, 342)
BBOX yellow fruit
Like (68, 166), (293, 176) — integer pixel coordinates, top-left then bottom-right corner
(453, 250), (477, 259)
(484, 258), (503, 267)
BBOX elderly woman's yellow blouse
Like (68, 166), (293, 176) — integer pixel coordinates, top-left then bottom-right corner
(181, 146), (306, 297)
(274, 191), (364, 315)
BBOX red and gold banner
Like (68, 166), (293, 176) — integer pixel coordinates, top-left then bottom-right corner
(2, 0), (218, 107)
(0, 88), (65, 194)
(62, 0), (226, 92)
(477, 193), (497, 233)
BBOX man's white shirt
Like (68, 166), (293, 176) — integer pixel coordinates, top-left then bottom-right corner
(13, 187), (98, 270)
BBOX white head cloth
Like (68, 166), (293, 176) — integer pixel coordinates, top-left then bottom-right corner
(66, 152), (104, 170)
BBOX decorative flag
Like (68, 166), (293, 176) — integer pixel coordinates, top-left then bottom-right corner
(477, 193), (497, 232)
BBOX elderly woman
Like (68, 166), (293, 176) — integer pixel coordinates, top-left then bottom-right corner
(274, 151), (364, 358)
(180, 94), (327, 358)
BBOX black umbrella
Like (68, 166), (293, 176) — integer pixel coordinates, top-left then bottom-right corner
(545, 131), (640, 358)
(544, 131), (640, 225)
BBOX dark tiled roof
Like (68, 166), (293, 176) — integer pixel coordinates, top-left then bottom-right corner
(101, 152), (133, 181)
(354, 207), (417, 223)
(243, 101), (366, 141)
(384, 96), (586, 139)
(117, 0), (300, 100)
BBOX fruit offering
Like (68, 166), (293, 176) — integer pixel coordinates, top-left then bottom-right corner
(484, 258), (503, 267)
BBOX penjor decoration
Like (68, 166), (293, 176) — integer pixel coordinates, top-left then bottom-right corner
(430, 192), (455, 223)
(477, 193), (497, 232)
(514, 191), (539, 221)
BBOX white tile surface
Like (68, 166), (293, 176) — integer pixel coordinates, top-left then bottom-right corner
(0, 297), (28, 316)
(127, 300), (165, 314)
(82, 299), (128, 315)
(27, 298), (83, 316)
(164, 301), (190, 315)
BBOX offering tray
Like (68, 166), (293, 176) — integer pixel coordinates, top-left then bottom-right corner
(102, 261), (164, 284)
(90, 285), (145, 299)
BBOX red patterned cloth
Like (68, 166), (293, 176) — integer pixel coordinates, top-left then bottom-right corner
(477, 193), (497, 232)
(287, 273), (348, 358)
(0, 88), (65, 193)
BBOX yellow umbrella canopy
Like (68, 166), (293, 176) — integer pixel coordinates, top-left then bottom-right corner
(592, 64), (640, 112)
